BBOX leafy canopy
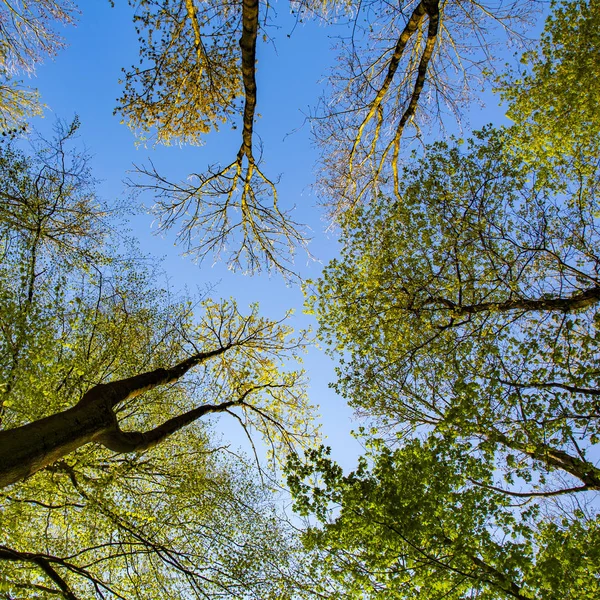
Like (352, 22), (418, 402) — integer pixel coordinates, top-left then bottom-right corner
(292, 1), (600, 597)
(0, 123), (317, 598)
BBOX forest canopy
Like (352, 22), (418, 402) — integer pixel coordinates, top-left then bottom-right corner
(0, 0), (599, 598)
(291, 1), (600, 597)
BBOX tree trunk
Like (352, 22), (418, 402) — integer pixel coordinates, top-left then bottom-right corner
(0, 391), (116, 489)
(0, 346), (231, 489)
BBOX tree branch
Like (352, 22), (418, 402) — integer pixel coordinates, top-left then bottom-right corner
(77, 344), (232, 410)
(497, 378), (600, 397)
(467, 478), (590, 498)
(347, 0), (432, 182)
(429, 285), (600, 316)
(488, 429), (600, 488)
(96, 384), (276, 454)
(391, 0), (440, 197)
(96, 399), (240, 453)
(0, 545), (80, 600)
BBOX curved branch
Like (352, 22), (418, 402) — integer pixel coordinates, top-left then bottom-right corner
(96, 399), (240, 453)
(348, 0), (431, 172)
(77, 343), (233, 410)
(96, 383), (280, 454)
(498, 378), (600, 397)
(0, 545), (80, 600)
(391, 1), (440, 197)
(467, 478), (590, 498)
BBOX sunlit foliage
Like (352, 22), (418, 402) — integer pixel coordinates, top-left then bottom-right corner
(290, 1), (600, 597)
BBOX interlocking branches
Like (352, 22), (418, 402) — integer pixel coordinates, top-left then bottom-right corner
(312, 0), (536, 219)
(0, 544), (109, 599)
(0, 0), (77, 73)
(134, 156), (307, 276)
(0, 299), (312, 488)
(313, 126), (600, 504)
(0, 1), (78, 129)
(123, 0), (308, 275)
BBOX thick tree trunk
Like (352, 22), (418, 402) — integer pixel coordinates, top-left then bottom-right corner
(0, 393), (116, 489)
(238, 0), (259, 159)
(0, 346), (232, 489)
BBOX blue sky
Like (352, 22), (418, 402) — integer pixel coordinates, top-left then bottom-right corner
(25, 1), (544, 470)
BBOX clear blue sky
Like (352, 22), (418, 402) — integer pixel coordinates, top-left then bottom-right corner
(26, 1), (544, 470)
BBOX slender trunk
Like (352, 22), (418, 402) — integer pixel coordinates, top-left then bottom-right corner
(489, 429), (600, 488)
(238, 0), (259, 159)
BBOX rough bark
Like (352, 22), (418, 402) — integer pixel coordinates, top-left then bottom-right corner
(0, 346), (232, 489)
(238, 0), (259, 160)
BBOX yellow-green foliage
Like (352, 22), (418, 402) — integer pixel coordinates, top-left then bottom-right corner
(116, 0), (242, 145)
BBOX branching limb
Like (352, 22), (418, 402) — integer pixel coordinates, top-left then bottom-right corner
(135, 155), (308, 276)
(497, 378), (600, 398)
(488, 429), (600, 489)
(97, 385), (264, 453)
(0, 545), (80, 600)
(424, 285), (600, 316)
(315, 0), (536, 219)
(467, 478), (591, 498)
(126, 0), (308, 275)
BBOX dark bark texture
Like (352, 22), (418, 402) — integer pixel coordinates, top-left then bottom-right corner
(0, 347), (232, 489)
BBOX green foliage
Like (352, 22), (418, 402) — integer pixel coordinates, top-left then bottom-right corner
(302, 127), (600, 595)
(117, 0), (242, 145)
(0, 1), (78, 130)
(2, 1), (599, 597)
(0, 126), (317, 597)
(498, 0), (600, 171)
(294, 1), (600, 596)
(289, 439), (600, 599)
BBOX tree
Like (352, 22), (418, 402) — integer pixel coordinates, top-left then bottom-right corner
(118, 0), (308, 275)
(290, 1), (600, 596)
(289, 440), (600, 599)
(0, 124), (318, 597)
(296, 135), (600, 598)
(0, 1), (544, 272)
(0, 1), (547, 272)
(309, 0), (537, 217)
(115, 0), (543, 273)
(0, 0), (78, 130)
(497, 0), (600, 171)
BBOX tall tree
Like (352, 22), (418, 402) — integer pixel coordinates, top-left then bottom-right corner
(291, 1), (600, 596)
(116, 0), (541, 273)
(309, 0), (537, 218)
(0, 124), (317, 597)
(118, 0), (307, 275)
(0, 1), (544, 270)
